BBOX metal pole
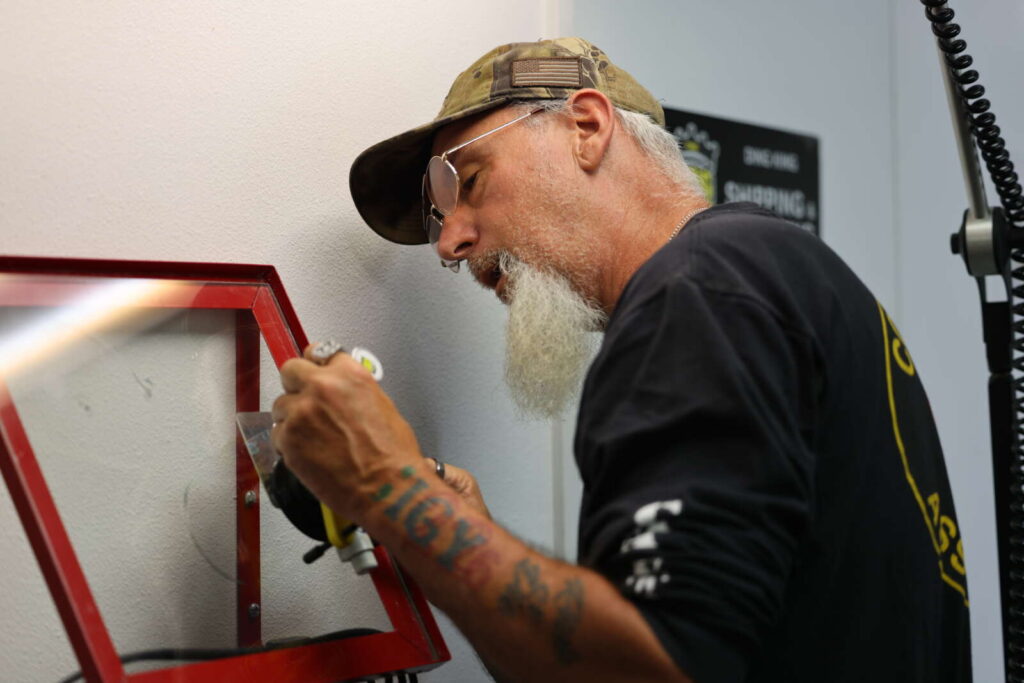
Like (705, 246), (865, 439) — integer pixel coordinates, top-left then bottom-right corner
(936, 44), (991, 222)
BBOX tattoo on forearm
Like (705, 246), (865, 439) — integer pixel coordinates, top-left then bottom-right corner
(404, 496), (454, 546)
(437, 519), (488, 568)
(371, 482), (393, 501)
(498, 559), (549, 625)
(455, 545), (502, 590)
(383, 479), (428, 521)
(497, 561), (586, 666)
(552, 578), (584, 665)
(374, 469), (585, 665)
(373, 468), (498, 580)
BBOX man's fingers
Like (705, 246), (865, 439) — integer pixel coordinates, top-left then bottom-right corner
(434, 461), (492, 519)
(269, 394), (289, 454)
(441, 461), (466, 485)
(271, 392), (295, 424)
(283, 353), (364, 395)
(303, 343), (332, 363)
(280, 357), (321, 393)
(442, 463), (479, 496)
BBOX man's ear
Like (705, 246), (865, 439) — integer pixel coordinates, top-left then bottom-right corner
(566, 89), (616, 173)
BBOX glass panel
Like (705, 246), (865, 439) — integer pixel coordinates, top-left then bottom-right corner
(2, 301), (240, 676)
(0, 273), (391, 679)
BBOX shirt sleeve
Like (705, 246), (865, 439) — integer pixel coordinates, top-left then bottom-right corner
(575, 272), (821, 683)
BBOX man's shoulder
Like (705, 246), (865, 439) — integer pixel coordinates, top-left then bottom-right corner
(687, 200), (792, 229)
(610, 201), (870, 349)
(623, 202), (833, 310)
(676, 202), (823, 264)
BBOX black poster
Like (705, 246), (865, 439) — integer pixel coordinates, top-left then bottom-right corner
(664, 107), (820, 235)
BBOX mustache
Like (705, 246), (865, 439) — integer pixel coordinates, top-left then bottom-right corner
(467, 250), (503, 281)
(468, 250), (521, 292)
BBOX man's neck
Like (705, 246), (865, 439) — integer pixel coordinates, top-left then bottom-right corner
(593, 189), (708, 317)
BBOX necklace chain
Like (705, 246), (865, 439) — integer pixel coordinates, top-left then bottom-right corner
(667, 206), (707, 242)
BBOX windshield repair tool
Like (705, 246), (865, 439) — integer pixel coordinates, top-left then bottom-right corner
(236, 411), (377, 573)
(235, 344), (384, 574)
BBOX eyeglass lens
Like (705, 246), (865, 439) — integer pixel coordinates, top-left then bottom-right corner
(425, 213), (443, 247)
(424, 156), (462, 271)
(426, 156), (459, 216)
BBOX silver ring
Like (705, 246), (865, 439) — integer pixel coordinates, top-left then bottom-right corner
(310, 339), (346, 365)
(433, 458), (445, 481)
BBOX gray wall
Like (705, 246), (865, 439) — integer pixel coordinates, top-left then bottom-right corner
(2, 1), (1021, 681)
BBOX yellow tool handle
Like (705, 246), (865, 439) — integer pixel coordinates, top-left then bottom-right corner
(321, 504), (355, 547)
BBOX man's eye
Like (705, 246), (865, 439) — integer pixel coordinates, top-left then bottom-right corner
(462, 173), (478, 192)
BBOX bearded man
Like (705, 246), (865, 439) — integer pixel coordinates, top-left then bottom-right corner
(271, 39), (971, 682)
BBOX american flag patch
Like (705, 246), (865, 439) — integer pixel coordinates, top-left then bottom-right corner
(511, 58), (582, 88)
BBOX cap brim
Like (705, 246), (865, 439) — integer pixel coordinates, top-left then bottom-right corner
(348, 99), (511, 246)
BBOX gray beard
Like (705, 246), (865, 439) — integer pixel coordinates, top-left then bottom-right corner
(500, 252), (606, 419)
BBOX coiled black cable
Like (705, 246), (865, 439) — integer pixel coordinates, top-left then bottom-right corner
(920, 1), (1023, 228)
(920, 2), (1024, 681)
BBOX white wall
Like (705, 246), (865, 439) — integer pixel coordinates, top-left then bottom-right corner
(0, 3), (554, 682)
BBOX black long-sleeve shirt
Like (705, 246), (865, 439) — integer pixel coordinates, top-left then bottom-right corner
(575, 203), (971, 682)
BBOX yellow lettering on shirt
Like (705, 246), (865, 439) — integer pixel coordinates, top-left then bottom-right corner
(877, 302), (968, 606)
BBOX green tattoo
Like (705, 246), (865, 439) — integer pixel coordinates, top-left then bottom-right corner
(437, 519), (488, 570)
(372, 482), (393, 501)
(400, 465), (415, 479)
(383, 479), (427, 521)
(404, 496), (454, 546)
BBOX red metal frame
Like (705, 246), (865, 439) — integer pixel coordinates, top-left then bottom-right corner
(0, 256), (449, 682)
(235, 310), (262, 647)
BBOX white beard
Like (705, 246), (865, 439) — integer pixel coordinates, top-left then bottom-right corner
(499, 252), (606, 419)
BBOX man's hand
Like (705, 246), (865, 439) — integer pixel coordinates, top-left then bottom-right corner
(270, 344), (423, 523)
(439, 461), (493, 519)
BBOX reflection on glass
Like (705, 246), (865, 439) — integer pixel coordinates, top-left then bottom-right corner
(2, 304), (240, 662)
(0, 277), (181, 377)
(0, 272), (402, 681)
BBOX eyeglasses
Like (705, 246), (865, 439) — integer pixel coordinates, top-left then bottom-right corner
(423, 108), (542, 272)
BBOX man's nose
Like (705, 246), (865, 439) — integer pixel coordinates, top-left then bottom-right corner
(435, 208), (478, 263)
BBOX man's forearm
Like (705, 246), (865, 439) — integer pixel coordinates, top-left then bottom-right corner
(337, 459), (690, 683)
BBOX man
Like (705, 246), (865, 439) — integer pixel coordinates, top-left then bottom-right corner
(271, 39), (971, 681)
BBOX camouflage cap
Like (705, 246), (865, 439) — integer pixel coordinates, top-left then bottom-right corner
(348, 37), (664, 245)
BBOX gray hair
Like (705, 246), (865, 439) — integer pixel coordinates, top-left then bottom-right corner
(512, 98), (704, 197)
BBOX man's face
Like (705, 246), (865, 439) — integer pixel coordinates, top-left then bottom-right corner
(429, 107), (601, 304)
(430, 107), (606, 418)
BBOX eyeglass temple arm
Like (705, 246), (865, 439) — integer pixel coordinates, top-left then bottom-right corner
(442, 108), (543, 158)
